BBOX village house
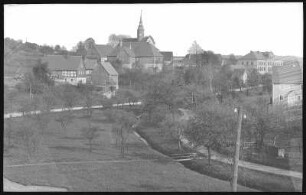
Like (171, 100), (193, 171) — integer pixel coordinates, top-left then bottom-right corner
(41, 55), (118, 93)
(272, 62), (302, 106)
(172, 56), (185, 68)
(237, 51), (283, 74)
(107, 12), (164, 72)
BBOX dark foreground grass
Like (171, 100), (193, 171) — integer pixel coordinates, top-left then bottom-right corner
(3, 110), (254, 192)
(135, 124), (302, 192)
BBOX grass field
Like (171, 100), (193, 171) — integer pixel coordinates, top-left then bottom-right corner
(135, 123), (302, 192)
(3, 110), (255, 192)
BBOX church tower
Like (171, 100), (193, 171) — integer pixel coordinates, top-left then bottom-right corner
(137, 11), (144, 41)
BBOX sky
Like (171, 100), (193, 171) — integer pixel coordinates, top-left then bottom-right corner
(4, 3), (303, 57)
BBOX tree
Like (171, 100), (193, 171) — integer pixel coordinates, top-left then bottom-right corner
(107, 34), (131, 48)
(111, 109), (137, 157)
(160, 115), (186, 151)
(16, 119), (41, 161)
(5, 89), (18, 112)
(77, 84), (95, 116)
(4, 118), (14, 151)
(188, 41), (204, 55)
(228, 54), (238, 65)
(81, 126), (100, 152)
(32, 59), (54, 86)
(184, 100), (237, 165)
(75, 41), (87, 57)
(246, 69), (260, 95)
(55, 111), (73, 135)
(243, 97), (286, 152)
(260, 73), (272, 93)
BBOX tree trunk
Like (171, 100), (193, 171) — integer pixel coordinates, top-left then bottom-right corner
(178, 139), (181, 151)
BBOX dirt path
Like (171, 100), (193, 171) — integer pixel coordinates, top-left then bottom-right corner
(3, 177), (68, 192)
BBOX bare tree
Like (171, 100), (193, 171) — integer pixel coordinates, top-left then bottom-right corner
(111, 109), (137, 157)
(16, 120), (40, 161)
(81, 125), (100, 152)
(4, 118), (14, 151)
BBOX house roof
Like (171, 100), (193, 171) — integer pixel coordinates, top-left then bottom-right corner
(121, 41), (163, 57)
(272, 63), (302, 84)
(240, 51), (267, 60)
(84, 58), (98, 70)
(41, 55), (82, 71)
(108, 45), (135, 58)
(95, 44), (113, 58)
(101, 62), (118, 76)
(160, 52), (173, 61)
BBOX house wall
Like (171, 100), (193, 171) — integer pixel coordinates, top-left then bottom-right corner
(257, 60), (283, 74)
(272, 83), (302, 105)
(91, 64), (119, 92)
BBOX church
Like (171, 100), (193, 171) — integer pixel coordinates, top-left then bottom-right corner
(107, 12), (164, 72)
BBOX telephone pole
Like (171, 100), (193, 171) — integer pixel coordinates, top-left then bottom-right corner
(232, 106), (243, 192)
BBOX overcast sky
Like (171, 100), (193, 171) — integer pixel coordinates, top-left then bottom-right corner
(4, 3), (303, 57)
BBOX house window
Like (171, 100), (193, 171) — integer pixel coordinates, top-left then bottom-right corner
(280, 95), (283, 101)
(242, 62), (244, 65)
(251, 62), (253, 65)
(298, 96), (301, 100)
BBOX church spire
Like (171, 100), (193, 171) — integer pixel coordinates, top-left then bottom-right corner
(137, 10), (144, 41)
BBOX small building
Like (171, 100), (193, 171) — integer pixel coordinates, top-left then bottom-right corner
(160, 51), (173, 66)
(272, 62), (303, 106)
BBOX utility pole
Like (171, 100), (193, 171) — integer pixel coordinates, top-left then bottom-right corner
(232, 106), (243, 192)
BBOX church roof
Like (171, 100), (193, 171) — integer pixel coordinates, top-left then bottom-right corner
(108, 45), (135, 58)
(122, 38), (138, 42)
(122, 41), (162, 57)
(41, 55), (82, 71)
(95, 44), (113, 58)
(272, 63), (302, 84)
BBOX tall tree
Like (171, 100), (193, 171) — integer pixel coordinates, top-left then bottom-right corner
(107, 34), (131, 48)
(188, 41), (204, 55)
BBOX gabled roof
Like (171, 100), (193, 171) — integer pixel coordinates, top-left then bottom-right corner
(41, 55), (82, 71)
(84, 58), (98, 70)
(95, 44), (113, 58)
(121, 41), (163, 57)
(160, 51), (173, 61)
(272, 63), (302, 84)
(101, 62), (118, 76)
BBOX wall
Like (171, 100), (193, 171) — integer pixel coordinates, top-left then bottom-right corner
(272, 83), (302, 105)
